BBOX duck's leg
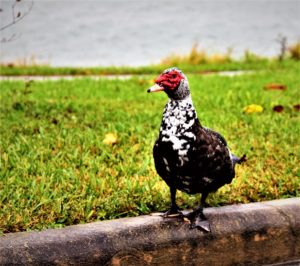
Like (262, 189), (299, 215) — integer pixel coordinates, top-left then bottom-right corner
(186, 192), (210, 232)
(162, 186), (183, 218)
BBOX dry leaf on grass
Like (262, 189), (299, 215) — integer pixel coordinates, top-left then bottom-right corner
(273, 105), (284, 113)
(103, 133), (118, 145)
(243, 104), (264, 114)
(293, 104), (300, 111)
(264, 83), (287, 91)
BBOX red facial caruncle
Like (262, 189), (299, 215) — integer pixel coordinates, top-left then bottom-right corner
(155, 70), (185, 90)
(147, 70), (185, 93)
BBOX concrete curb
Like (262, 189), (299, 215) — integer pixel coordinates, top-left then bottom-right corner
(0, 198), (299, 265)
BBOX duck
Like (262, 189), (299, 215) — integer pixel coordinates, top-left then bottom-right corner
(147, 67), (246, 231)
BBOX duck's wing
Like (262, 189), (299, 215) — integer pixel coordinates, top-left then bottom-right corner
(202, 126), (228, 146)
(190, 126), (234, 186)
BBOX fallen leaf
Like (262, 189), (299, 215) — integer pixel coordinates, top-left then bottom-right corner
(51, 118), (58, 125)
(264, 83), (287, 91)
(273, 105), (284, 113)
(293, 104), (300, 111)
(103, 133), (118, 145)
(243, 104), (264, 114)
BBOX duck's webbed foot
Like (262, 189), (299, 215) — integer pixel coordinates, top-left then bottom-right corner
(185, 206), (210, 232)
(185, 192), (211, 232)
(162, 205), (183, 218)
(191, 215), (210, 232)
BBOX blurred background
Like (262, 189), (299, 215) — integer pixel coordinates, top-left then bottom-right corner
(1, 0), (300, 67)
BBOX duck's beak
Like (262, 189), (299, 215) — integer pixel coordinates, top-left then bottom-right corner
(147, 84), (164, 93)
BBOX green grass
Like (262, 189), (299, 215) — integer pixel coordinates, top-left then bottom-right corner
(0, 61), (299, 233)
(0, 59), (297, 76)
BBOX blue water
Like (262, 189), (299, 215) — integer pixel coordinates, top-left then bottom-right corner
(1, 0), (299, 66)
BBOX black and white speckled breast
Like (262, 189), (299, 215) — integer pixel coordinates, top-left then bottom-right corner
(159, 96), (197, 166)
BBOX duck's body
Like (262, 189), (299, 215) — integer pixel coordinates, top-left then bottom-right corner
(148, 67), (246, 230)
(154, 96), (235, 196)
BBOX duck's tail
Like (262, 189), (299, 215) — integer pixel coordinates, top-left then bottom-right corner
(232, 154), (247, 165)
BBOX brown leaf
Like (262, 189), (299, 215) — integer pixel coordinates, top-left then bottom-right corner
(51, 118), (58, 125)
(17, 12), (21, 18)
(264, 83), (287, 91)
(273, 105), (284, 113)
(293, 104), (300, 111)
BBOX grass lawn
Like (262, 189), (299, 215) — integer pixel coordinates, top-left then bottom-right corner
(0, 59), (296, 76)
(0, 60), (299, 233)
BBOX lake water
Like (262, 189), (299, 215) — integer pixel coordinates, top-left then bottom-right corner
(0, 0), (299, 66)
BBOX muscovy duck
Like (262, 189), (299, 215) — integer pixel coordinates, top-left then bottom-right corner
(147, 67), (246, 231)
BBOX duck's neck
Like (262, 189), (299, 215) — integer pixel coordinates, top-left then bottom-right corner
(160, 96), (198, 138)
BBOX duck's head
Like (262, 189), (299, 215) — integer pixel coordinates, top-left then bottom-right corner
(147, 67), (190, 100)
